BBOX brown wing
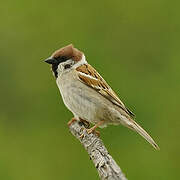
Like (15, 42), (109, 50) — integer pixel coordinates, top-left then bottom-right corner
(76, 64), (135, 117)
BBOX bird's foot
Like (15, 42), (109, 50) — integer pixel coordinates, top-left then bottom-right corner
(79, 120), (104, 139)
(79, 133), (85, 139)
(87, 120), (104, 136)
(87, 128), (100, 137)
(67, 117), (77, 126)
(79, 128), (100, 139)
(79, 121), (104, 138)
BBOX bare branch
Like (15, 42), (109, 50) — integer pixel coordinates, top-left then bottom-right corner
(69, 121), (128, 180)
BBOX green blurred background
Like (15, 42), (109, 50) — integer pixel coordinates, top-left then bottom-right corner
(0, 0), (179, 179)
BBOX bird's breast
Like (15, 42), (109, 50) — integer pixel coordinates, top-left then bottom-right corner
(56, 72), (107, 123)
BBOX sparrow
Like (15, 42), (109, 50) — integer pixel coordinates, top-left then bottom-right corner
(44, 44), (159, 150)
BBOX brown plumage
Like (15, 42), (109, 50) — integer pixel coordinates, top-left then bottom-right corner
(52, 44), (83, 62)
(76, 64), (135, 118)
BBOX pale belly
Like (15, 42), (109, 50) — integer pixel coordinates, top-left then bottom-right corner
(56, 76), (111, 125)
(56, 71), (125, 127)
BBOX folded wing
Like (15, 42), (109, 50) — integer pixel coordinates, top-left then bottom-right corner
(76, 64), (135, 118)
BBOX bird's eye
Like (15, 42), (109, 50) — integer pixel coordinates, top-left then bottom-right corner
(64, 64), (71, 69)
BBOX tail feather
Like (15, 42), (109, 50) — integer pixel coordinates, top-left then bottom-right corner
(127, 120), (159, 150)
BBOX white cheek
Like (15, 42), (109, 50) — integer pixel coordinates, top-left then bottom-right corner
(59, 64), (64, 71)
(56, 64), (63, 75)
(57, 59), (74, 75)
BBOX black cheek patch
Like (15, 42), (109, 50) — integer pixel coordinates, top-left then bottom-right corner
(64, 64), (71, 69)
(52, 64), (58, 78)
(51, 56), (69, 78)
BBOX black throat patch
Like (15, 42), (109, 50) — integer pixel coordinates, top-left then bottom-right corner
(51, 56), (69, 78)
(52, 64), (59, 78)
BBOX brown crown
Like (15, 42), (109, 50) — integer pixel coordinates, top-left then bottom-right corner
(51, 44), (83, 62)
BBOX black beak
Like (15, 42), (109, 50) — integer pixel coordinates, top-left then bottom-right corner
(44, 57), (56, 64)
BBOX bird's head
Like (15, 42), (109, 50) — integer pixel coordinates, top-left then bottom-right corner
(44, 44), (86, 78)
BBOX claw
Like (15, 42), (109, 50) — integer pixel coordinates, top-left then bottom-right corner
(87, 128), (93, 134)
(87, 128), (100, 137)
(79, 133), (84, 139)
(79, 128), (100, 139)
(86, 120), (104, 136)
(67, 118), (77, 126)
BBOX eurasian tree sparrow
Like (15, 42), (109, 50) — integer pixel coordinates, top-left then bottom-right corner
(44, 44), (159, 150)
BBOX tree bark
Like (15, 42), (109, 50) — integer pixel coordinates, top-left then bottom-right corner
(69, 121), (128, 180)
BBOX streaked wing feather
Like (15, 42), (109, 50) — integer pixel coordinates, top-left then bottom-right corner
(76, 64), (135, 117)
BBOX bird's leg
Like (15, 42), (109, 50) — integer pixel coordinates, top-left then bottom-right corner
(79, 120), (104, 138)
(67, 117), (77, 126)
(87, 120), (104, 135)
(79, 118), (90, 129)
